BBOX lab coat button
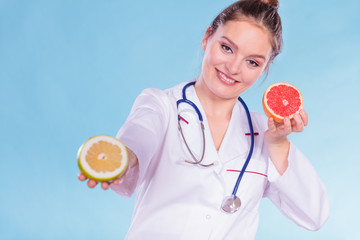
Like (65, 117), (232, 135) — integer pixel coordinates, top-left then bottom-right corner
(206, 214), (211, 220)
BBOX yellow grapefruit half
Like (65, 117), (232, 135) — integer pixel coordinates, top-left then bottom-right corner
(263, 82), (303, 123)
(77, 135), (128, 182)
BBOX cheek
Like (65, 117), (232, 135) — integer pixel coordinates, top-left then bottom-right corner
(205, 44), (225, 67)
(201, 49), (219, 80)
(241, 68), (263, 85)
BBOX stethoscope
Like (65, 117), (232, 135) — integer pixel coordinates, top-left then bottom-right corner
(177, 81), (255, 214)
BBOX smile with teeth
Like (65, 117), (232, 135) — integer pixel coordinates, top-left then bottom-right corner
(218, 70), (236, 84)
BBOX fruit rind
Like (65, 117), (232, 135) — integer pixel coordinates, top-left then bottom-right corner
(262, 82), (303, 123)
(77, 135), (129, 182)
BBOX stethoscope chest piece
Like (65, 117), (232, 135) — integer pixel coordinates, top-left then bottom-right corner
(221, 195), (241, 213)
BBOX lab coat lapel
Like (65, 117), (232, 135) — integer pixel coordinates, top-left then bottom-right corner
(187, 85), (249, 166)
(187, 85), (220, 166)
(217, 100), (250, 164)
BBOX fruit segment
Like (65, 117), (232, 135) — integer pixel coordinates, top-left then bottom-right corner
(85, 141), (122, 173)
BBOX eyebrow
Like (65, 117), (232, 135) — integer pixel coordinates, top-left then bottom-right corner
(221, 36), (238, 50)
(221, 36), (266, 60)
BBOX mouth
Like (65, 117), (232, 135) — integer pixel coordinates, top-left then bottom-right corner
(216, 69), (238, 86)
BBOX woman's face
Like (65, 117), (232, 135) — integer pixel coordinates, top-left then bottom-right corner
(198, 20), (272, 100)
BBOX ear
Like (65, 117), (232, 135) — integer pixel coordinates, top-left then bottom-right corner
(202, 26), (212, 51)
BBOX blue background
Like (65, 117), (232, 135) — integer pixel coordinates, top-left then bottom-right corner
(1, 0), (359, 239)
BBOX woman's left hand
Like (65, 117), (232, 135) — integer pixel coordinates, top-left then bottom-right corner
(264, 109), (308, 175)
(265, 109), (308, 143)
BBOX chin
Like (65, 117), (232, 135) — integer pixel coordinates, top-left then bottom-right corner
(210, 86), (240, 100)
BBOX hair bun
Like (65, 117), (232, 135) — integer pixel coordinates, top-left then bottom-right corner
(262, 0), (279, 9)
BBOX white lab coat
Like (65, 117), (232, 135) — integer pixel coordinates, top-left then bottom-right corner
(111, 81), (329, 240)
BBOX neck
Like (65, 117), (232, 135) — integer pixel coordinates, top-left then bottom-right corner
(194, 80), (237, 120)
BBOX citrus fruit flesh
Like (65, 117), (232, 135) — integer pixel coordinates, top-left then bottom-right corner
(262, 82), (303, 123)
(78, 135), (128, 182)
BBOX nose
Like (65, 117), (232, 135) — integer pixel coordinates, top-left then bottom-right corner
(225, 57), (242, 75)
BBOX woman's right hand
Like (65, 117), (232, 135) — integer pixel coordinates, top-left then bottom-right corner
(77, 172), (123, 190)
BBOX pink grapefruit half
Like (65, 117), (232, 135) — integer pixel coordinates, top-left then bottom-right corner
(263, 82), (303, 123)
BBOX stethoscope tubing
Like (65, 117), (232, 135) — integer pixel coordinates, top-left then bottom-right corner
(177, 81), (255, 199)
(178, 120), (207, 165)
(231, 96), (255, 197)
(178, 81), (204, 121)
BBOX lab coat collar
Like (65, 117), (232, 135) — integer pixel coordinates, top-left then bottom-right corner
(183, 82), (250, 166)
(218, 100), (250, 164)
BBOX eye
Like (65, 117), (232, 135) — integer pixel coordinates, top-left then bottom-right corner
(246, 59), (259, 67)
(221, 44), (233, 54)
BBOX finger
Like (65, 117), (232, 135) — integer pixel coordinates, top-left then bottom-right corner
(299, 109), (308, 126)
(111, 166), (129, 186)
(274, 120), (283, 128)
(293, 114), (304, 132)
(268, 117), (277, 132)
(101, 182), (110, 190)
(112, 178), (120, 185)
(277, 122), (285, 130)
(78, 173), (87, 181)
(284, 117), (292, 135)
(87, 179), (98, 188)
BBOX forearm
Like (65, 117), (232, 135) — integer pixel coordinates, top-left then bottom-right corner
(110, 147), (139, 197)
(126, 147), (139, 169)
(265, 137), (290, 175)
(264, 143), (330, 230)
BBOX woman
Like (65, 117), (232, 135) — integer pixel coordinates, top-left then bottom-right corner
(79, 0), (329, 239)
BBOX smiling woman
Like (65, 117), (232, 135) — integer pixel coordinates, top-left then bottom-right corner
(78, 0), (329, 239)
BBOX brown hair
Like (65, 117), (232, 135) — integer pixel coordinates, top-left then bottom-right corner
(207, 0), (282, 62)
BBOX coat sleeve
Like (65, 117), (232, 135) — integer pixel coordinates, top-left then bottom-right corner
(110, 88), (170, 197)
(264, 143), (330, 230)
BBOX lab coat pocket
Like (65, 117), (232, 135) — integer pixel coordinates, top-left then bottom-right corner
(223, 159), (268, 213)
